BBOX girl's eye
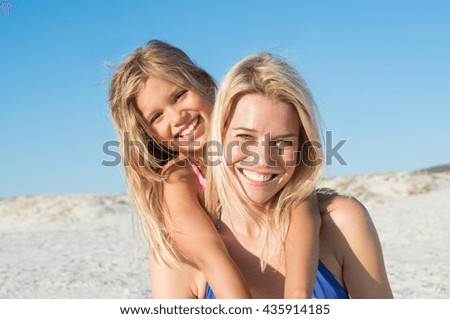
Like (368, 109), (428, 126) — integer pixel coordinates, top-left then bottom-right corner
(150, 112), (163, 124)
(236, 134), (252, 140)
(174, 90), (187, 102)
(276, 140), (294, 148)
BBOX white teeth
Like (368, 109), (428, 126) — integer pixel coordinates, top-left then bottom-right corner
(179, 117), (200, 137)
(242, 169), (273, 182)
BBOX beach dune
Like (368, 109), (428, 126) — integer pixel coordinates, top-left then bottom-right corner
(1, 169), (449, 298)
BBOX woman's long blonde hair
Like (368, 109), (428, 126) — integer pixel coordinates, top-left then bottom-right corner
(206, 53), (323, 269)
(109, 40), (215, 263)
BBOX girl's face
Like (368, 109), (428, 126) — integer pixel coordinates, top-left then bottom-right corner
(224, 94), (300, 205)
(137, 77), (212, 154)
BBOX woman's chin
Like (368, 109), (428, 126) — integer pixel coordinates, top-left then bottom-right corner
(242, 192), (271, 206)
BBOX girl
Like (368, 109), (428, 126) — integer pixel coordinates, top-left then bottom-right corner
(109, 40), (320, 298)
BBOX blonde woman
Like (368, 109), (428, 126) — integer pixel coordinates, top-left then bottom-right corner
(109, 40), (321, 298)
(203, 53), (393, 298)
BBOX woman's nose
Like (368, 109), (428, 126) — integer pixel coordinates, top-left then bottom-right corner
(253, 138), (276, 168)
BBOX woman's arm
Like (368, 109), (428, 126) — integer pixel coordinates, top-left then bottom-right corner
(328, 197), (393, 298)
(157, 162), (251, 298)
(284, 195), (321, 298)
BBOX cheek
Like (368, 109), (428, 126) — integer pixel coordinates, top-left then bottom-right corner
(202, 102), (213, 119)
(198, 96), (213, 114)
(283, 148), (298, 166)
(224, 138), (241, 166)
(284, 165), (296, 180)
(151, 124), (170, 143)
(280, 148), (298, 175)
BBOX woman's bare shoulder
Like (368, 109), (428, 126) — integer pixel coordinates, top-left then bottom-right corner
(318, 189), (370, 229)
(317, 190), (393, 298)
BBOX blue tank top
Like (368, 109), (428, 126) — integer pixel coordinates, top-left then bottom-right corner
(205, 211), (349, 299)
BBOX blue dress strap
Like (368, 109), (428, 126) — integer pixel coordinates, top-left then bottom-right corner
(215, 207), (222, 230)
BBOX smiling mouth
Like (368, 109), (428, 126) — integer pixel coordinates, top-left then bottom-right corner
(175, 116), (201, 139)
(239, 168), (277, 183)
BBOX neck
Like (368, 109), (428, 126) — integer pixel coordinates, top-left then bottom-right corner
(185, 151), (204, 169)
(178, 151), (204, 169)
(221, 200), (269, 238)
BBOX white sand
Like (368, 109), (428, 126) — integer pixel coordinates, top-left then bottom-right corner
(1, 170), (449, 298)
(0, 194), (150, 298)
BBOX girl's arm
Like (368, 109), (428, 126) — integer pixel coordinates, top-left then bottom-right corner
(326, 196), (393, 298)
(149, 252), (199, 298)
(157, 162), (252, 298)
(284, 195), (321, 298)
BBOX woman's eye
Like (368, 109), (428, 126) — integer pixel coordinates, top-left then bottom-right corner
(276, 140), (294, 148)
(150, 112), (163, 124)
(236, 134), (252, 140)
(174, 90), (187, 102)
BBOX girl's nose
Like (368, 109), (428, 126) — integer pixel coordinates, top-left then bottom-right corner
(167, 105), (188, 128)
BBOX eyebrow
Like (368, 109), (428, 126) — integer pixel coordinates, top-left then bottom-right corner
(272, 133), (297, 139)
(232, 127), (297, 139)
(232, 127), (258, 132)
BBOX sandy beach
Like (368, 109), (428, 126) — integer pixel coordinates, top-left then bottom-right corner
(1, 169), (449, 298)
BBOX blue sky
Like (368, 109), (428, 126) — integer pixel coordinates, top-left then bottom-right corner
(1, 0), (449, 197)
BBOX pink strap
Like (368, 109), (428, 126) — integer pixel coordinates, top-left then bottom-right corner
(188, 160), (206, 190)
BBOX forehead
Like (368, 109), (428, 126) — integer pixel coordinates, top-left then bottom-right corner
(228, 94), (300, 134)
(136, 77), (178, 114)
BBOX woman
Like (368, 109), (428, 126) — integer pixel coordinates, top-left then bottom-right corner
(151, 52), (393, 298)
(206, 52), (393, 298)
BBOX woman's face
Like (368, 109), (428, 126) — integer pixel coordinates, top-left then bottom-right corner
(136, 77), (212, 154)
(224, 94), (300, 205)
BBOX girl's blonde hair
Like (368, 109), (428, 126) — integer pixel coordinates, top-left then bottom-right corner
(109, 40), (215, 263)
(206, 53), (323, 269)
